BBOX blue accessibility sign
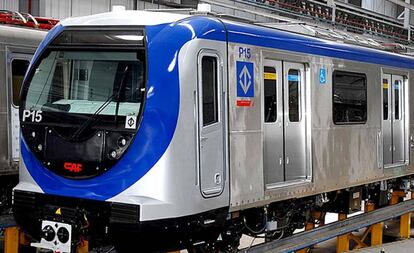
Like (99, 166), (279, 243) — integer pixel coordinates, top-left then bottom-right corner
(319, 68), (327, 85)
(236, 61), (254, 98)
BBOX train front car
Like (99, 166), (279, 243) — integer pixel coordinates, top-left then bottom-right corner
(13, 11), (230, 252)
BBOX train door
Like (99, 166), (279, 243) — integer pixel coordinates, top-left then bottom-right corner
(382, 74), (392, 166)
(391, 75), (405, 164)
(263, 59), (284, 185)
(197, 51), (225, 197)
(264, 59), (307, 188)
(284, 62), (307, 181)
(7, 52), (31, 162)
(382, 73), (406, 167)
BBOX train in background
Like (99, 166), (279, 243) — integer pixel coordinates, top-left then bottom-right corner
(0, 10), (57, 212)
(12, 8), (414, 253)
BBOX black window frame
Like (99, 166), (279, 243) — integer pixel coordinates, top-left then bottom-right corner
(264, 66), (277, 123)
(383, 78), (389, 120)
(50, 27), (144, 48)
(394, 79), (402, 121)
(332, 70), (367, 125)
(200, 55), (219, 127)
(288, 68), (301, 122)
(11, 58), (30, 107)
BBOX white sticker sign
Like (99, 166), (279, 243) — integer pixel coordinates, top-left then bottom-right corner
(125, 115), (137, 129)
(22, 110), (42, 122)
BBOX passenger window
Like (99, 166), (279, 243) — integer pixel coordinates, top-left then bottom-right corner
(333, 71), (367, 124)
(394, 80), (401, 120)
(11, 59), (30, 106)
(264, 66), (277, 123)
(383, 78), (388, 120)
(288, 69), (300, 122)
(201, 56), (218, 126)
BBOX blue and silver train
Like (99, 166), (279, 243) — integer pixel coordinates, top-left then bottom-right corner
(13, 9), (414, 252)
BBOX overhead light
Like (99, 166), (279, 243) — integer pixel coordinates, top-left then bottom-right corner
(197, 3), (212, 12)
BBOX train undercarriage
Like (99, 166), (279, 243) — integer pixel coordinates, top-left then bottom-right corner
(217, 177), (410, 253)
(13, 176), (413, 253)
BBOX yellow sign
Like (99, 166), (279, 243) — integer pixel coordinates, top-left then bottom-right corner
(55, 208), (62, 215)
(383, 82), (388, 89)
(264, 72), (277, 80)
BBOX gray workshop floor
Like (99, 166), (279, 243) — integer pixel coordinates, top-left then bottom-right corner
(349, 239), (414, 253)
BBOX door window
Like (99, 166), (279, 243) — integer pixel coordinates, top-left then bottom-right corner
(201, 56), (218, 126)
(383, 78), (389, 120)
(288, 69), (300, 122)
(264, 66), (277, 123)
(11, 59), (30, 106)
(394, 79), (402, 120)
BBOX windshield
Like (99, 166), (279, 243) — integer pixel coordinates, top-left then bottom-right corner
(20, 29), (147, 178)
(24, 50), (145, 118)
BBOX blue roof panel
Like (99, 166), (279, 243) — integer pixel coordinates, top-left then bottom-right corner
(222, 19), (414, 69)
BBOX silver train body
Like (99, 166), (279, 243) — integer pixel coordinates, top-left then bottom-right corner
(229, 46), (412, 208)
(0, 24), (44, 213)
(12, 10), (414, 252)
(0, 24), (45, 175)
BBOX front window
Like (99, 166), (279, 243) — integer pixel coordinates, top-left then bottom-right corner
(26, 50), (144, 117)
(20, 28), (146, 178)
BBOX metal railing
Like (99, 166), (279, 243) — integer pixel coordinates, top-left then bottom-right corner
(224, 0), (413, 44)
(0, 10), (59, 30)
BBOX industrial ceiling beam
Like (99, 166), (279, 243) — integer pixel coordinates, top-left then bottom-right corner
(384, 0), (414, 11)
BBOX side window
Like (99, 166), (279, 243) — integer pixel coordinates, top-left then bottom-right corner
(264, 66), (277, 123)
(333, 71), (367, 124)
(383, 78), (389, 120)
(201, 56), (218, 126)
(11, 59), (30, 107)
(394, 79), (402, 120)
(288, 69), (300, 122)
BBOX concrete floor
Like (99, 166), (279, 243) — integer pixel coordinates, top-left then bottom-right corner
(238, 212), (414, 253)
(348, 239), (414, 253)
(305, 216), (414, 253)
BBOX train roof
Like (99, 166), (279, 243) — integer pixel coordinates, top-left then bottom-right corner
(60, 10), (189, 27)
(56, 10), (414, 70)
(0, 24), (46, 46)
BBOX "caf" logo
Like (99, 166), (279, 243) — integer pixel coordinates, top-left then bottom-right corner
(63, 162), (83, 173)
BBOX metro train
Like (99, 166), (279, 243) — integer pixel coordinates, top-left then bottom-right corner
(0, 11), (50, 213)
(12, 9), (414, 253)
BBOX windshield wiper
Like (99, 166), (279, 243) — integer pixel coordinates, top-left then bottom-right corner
(68, 65), (130, 141)
(68, 93), (115, 141)
(114, 65), (129, 124)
